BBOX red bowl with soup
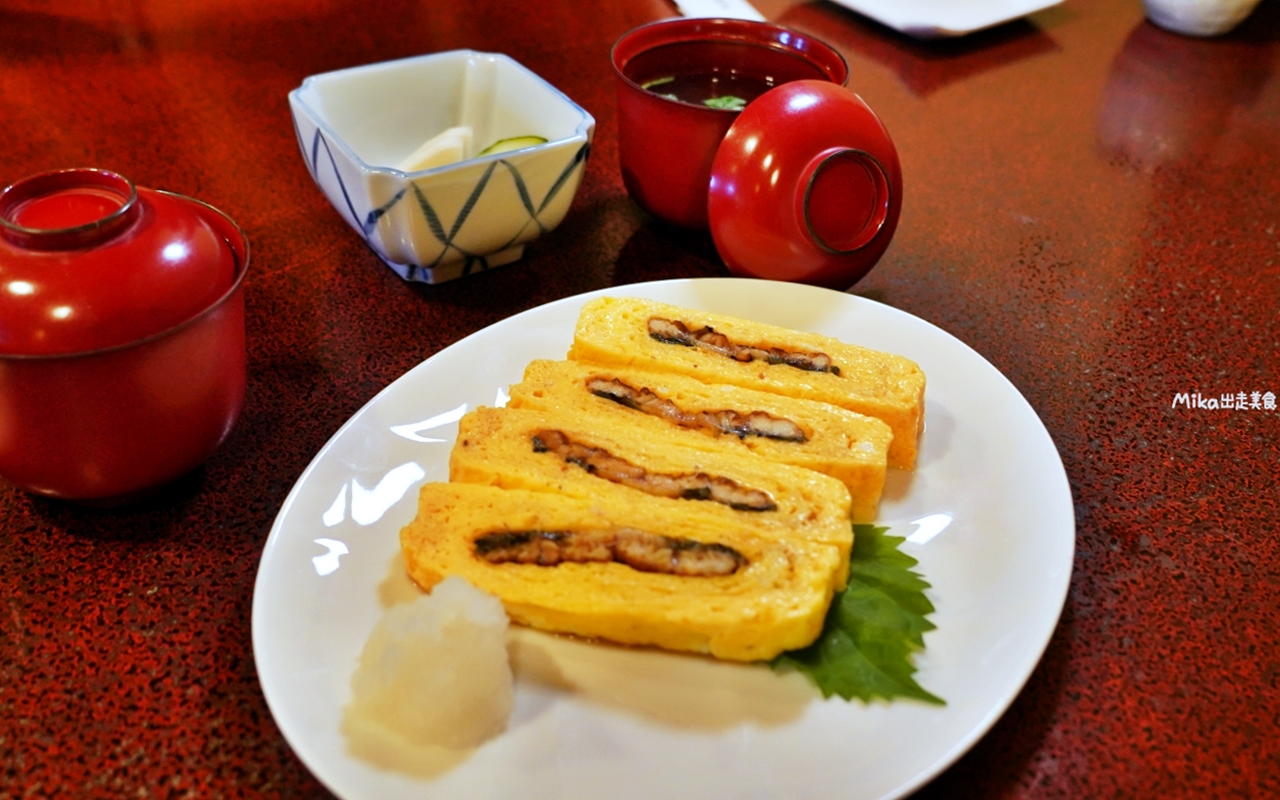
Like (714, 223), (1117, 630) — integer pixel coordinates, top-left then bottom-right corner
(611, 18), (902, 290)
(611, 18), (849, 230)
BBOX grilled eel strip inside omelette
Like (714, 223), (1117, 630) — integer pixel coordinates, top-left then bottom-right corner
(473, 527), (747, 577)
(585, 377), (809, 443)
(647, 317), (841, 375)
(530, 429), (778, 512)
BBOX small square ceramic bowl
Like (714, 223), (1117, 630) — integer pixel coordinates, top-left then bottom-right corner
(289, 51), (595, 284)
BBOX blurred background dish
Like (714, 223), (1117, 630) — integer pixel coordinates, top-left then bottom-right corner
(1142, 0), (1264, 36)
(823, 0), (1065, 39)
(289, 51), (595, 285)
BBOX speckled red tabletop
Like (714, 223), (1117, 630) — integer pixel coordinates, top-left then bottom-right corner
(2, 0), (1277, 796)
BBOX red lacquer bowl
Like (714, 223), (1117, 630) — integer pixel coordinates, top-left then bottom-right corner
(611, 18), (849, 230)
(612, 19), (901, 289)
(709, 80), (903, 289)
(0, 168), (249, 503)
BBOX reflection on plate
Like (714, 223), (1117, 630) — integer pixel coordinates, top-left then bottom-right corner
(827, 0), (1063, 38)
(251, 278), (1073, 800)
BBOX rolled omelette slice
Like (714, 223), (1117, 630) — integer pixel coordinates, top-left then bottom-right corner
(400, 482), (844, 661)
(449, 406), (854, 570)
(508, 358), (892, 523)
(567, 296), (925, 469)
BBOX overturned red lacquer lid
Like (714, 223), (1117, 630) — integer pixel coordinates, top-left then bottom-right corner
(708, 80), (903, 290)
(0, 168), (238, 355)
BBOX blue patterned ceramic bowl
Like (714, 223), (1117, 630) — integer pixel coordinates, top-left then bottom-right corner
(290, 51), (595, 283)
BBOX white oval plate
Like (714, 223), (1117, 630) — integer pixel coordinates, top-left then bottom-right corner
(827, 0), (1063, 38)
(252, 277), (1074, 800)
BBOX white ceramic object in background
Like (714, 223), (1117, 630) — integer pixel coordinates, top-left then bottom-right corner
(1143, 0), (1262, 36)
(825, 0), (1063, 38)
(290, 51), (595, 284)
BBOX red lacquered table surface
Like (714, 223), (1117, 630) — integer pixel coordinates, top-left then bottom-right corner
(2, 0), (1277, 797)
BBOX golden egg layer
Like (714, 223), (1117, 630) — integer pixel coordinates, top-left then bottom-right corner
(449, 406), (854, 571)
(567, 296), (925, 469)
(509, 358), (892, 522)
(400, 482), (844, 661)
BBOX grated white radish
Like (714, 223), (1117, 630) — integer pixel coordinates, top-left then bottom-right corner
(344, 576), (513, 751)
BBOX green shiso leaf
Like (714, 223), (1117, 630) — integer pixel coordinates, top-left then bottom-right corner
(703, 95), (747, 110)
(772, 524), (944, 705)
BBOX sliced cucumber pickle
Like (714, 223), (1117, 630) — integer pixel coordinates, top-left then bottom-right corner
(478, 135), (549, 156)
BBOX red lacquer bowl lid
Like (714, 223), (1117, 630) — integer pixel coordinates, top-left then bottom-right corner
(0, 168), (238, 356)
(708, 80), (903, 290)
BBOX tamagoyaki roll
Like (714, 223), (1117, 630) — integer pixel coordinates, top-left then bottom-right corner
(508, 358), (892, 522)
(567, 296), (925, 469)
(400, 482), (844, 661)
(448, 406), (854, 571)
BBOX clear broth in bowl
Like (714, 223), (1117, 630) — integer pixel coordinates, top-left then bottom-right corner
(626, 40), (831, 110)
(641, 72), (776, 110)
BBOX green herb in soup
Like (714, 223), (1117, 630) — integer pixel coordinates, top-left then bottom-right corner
(627, 39), (828, 111)
(703, 95), (747, 110)
(639, 70), (775, 110)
